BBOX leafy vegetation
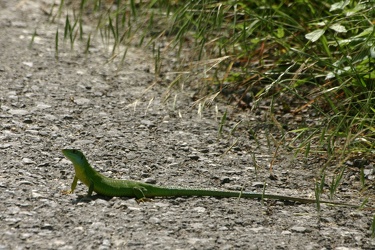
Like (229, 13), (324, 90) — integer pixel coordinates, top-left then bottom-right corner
(49, 0), (374, 167)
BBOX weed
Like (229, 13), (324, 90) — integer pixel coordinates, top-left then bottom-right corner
(218, 109), (227, 137)
(329, 167), (345, 200)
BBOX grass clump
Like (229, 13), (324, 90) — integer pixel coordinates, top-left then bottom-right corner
(167, 0), (375, 163)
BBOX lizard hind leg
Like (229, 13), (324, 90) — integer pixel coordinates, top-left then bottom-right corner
(133, 187), (152, 203)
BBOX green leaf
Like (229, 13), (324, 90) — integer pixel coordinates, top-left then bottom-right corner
(338, 27), (374, 45)
(345, 3), (366, 16)
(330, 23), (347, 33)
(276, 27), (284, 38)
(305, 29), (325, 42)
(330, 0), (350, 12)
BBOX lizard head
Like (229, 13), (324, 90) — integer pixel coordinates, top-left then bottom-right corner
(62, 149), (88, 167)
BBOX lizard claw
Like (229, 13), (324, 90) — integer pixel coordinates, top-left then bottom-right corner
(62, 190), (73, 195)
(136, 197), (152, 203)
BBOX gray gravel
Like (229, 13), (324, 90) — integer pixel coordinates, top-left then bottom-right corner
(1, 1), (375, 249)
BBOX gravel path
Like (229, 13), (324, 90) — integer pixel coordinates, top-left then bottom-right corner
(1, 1), (374, 249)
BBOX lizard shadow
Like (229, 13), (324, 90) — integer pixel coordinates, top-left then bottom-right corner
(70, 194), (118, 204)
(70, 194), (308, 206)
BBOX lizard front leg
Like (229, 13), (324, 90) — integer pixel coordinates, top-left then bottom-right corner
(62, 175), (78, 194)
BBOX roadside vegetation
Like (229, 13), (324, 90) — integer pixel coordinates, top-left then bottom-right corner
(46, 0), (375, 200)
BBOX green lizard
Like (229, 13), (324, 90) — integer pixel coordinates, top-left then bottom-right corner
(62, 149), (356, 206)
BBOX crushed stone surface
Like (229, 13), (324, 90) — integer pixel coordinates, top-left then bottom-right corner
(1, 1), (375, 249)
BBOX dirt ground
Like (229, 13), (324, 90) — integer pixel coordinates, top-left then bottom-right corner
(1, 1), (375, 249)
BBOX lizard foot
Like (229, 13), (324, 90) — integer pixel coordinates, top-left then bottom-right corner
(136, 197), (153, 203)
